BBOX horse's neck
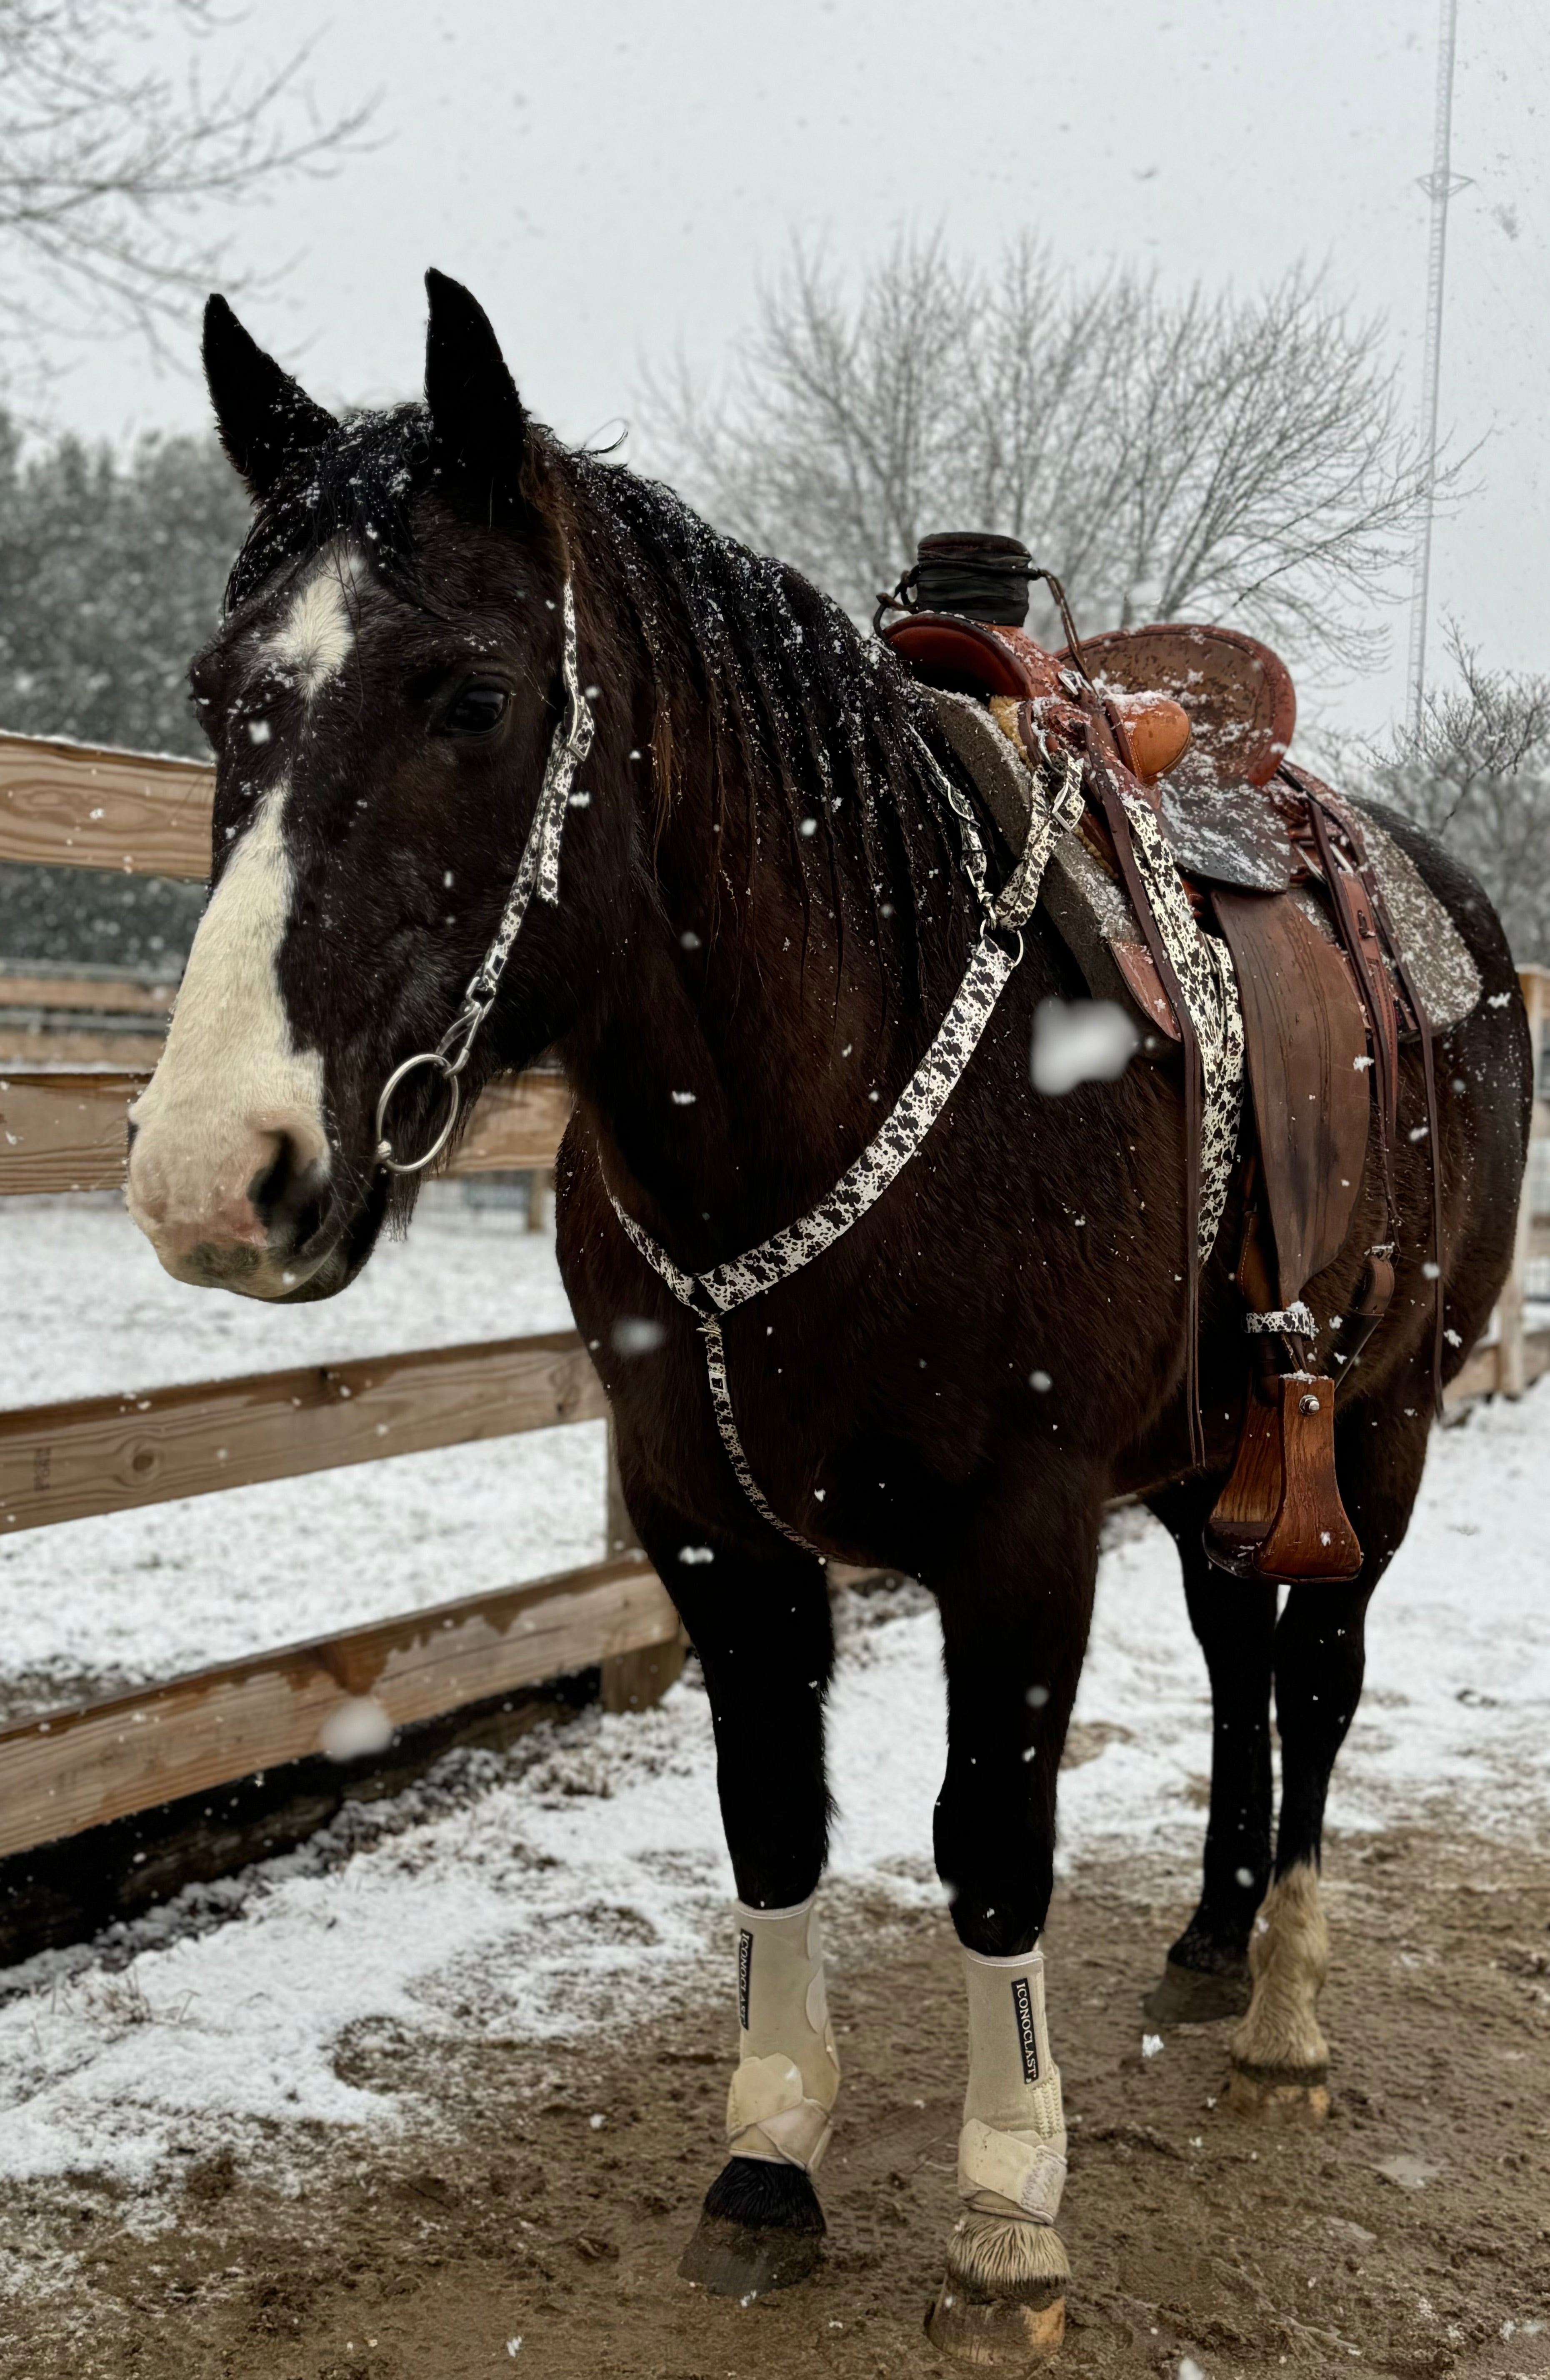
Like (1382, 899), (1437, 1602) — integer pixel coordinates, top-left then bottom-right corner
(564, 748), (955, 1263)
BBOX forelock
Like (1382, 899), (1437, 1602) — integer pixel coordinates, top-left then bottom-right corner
(225, 404), (432, 616)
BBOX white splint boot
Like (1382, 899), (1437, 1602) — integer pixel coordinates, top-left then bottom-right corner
(725, 1895), (840, 2172)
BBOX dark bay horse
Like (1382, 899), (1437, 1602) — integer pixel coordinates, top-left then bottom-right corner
(125, 273), (1531, 2361)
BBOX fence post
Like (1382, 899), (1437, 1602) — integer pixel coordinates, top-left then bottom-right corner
(527, 1167), (556, 1233)
(599, 1417), (685, 1713)
(1498, 967), (1548, 1397)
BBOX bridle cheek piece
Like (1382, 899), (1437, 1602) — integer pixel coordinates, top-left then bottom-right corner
(372, 580), (595, 1174)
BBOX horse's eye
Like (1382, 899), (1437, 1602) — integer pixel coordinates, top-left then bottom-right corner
(440, 682), (509, 737)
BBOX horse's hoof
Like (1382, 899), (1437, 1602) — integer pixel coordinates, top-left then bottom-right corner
(1143, 1956), (1250, 2025)
(927, 2280), (1065, 2364)
(678, 2156), (825, 2298)
(926, 2212), (1068, 2364)
(1226, 2059), (1330, 2126)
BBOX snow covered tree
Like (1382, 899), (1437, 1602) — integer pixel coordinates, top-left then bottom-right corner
(1366, 632), (1550, 967)
(647, 236), (1448, 682)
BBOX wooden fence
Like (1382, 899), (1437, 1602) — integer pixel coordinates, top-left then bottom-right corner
(0, 730), (1546, 1880)
(0, 729), (680, 1876)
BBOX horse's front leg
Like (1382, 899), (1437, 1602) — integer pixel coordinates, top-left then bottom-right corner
(926, 1473), (1102, 2366)
(631, 1490), (838, 2299)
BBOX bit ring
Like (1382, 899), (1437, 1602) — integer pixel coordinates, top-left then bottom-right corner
(374, 1050), (462, 1175)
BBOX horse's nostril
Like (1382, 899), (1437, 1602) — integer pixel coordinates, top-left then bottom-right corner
(248, 1132), (329, 1246)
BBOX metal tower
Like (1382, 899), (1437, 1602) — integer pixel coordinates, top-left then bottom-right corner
(1407, 0), (1471, 738)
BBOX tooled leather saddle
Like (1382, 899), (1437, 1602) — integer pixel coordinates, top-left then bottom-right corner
(879, 534), (1482, 1586)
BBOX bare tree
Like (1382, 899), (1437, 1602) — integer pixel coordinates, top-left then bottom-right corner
(1363, 629), (1550, 965)
(647, 235), (1453, 681)
(0, 0), (373, 361)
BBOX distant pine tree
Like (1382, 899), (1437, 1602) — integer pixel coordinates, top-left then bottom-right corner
(0, 414), (247, 968)
(0, 411), (249, 756)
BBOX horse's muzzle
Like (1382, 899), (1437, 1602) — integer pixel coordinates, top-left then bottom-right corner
(126, 1109), (340, 1300)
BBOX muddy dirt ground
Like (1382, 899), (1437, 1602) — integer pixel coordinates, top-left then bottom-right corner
(1, 1824), (1546, 2380)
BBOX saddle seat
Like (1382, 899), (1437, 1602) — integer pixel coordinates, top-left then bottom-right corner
(886, 611), (1195, 786)
(882, 600), (1482, 1588)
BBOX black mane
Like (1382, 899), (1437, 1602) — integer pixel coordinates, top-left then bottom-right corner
(566, 450), (982, 996)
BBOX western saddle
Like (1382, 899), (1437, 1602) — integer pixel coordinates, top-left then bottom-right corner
(879, 532), (1480, 1587)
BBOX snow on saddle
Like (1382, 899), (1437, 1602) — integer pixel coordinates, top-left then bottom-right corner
(881, 533), (1482, 1586)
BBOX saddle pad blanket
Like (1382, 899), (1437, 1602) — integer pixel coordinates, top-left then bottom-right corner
(929, 687), (1154, 1015)
(1159, 785), (1294, 892)
(1346, 798), (1481, 1031)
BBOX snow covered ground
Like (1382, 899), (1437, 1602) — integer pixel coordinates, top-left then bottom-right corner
(0, 1189), (1547, 2193)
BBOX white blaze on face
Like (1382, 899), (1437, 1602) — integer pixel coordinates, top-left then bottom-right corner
(264, 541), (362, 699)
(126, 778), (328, 1290)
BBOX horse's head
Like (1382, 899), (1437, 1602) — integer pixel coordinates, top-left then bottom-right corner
(128, 272), (614, 1300)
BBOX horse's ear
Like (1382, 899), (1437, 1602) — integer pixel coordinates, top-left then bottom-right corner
(423, 269), (528, 517)
(203, 295), (335, 501)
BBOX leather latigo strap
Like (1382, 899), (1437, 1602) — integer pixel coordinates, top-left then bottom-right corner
(1282, 762), (1446, 1413)
(1076, 688), (1209, 1463)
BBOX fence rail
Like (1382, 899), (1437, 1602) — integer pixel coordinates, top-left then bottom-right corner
(0, 968), (178, 1016)
(0, 1553), (672, 1862)
(0, 1330), (608, 1534)
(0, 1065), (571, 1195)
(0, 730), (212, 878)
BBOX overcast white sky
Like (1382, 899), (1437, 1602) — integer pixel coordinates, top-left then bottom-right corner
(23, 0), (1550, 738)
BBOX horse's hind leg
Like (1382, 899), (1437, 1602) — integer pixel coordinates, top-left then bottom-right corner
(1144, 1476), (1277, 2023)
(630, 1496), (837, 2298)
(1228, 1406), (1431, 2124)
